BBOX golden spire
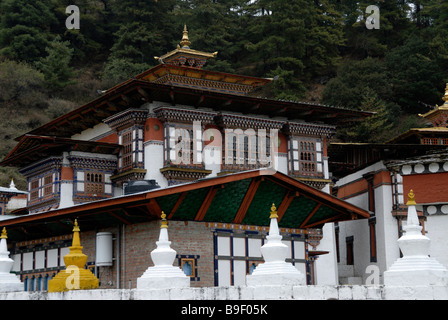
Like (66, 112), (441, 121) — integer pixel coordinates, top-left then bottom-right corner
(443, 83), (448, 103)
(72, 219), (81, 247)
(269, 203), (278, 219)
(407, 190), (417, 206)
(0, 227), (7, 239)
(161, 211), (168, 229)
(180, 24), (191, 48)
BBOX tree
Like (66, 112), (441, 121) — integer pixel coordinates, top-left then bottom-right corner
(102, 0), (178, 82)
(336, 88), (394, 143)
(386, 35), (445, 113)
(35, 36), (75, 91)
(342, 1), (413, 58)
(0, 0), (58, 63)
(322, 57), (391, 110)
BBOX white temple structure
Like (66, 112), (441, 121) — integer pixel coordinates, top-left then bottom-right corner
(246, 204), (305, 286)
(0, 227), (23, 292)
(384, 190), (448, 286)
(137, 212), (190, 290)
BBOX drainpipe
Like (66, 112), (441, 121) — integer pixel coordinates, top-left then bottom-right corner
(116, 225), (120, 289)
(122, 224), (126, 289)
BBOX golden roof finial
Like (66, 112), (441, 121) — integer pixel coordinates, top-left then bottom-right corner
(443, 83), (448, 103)
(73, 219), (80, 233)
(180, 24), (191, 48)
(0, 227), (7, 239)
(407, 190), (417, 206)
(269, 203), (278, 219)
(161, 211), (168, 229)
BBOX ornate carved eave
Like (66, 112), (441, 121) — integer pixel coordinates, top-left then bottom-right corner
(154, 107), (216, 124)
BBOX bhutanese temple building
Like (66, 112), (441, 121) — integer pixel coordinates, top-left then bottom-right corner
(0, 27), (374, 290)
(329, 84), (448, 285)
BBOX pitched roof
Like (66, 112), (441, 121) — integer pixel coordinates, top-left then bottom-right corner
(16, 77), (373, 141)
(0, 168), (370, 241)
(0, 135), (121, 168)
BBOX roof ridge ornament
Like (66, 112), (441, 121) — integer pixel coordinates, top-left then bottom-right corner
(269, 203), (278, 219)
(0, 227), (6, 239)
(180, 24), (191, 48)
(160, 211), (168, 229)
(443, 83), (448, 103)
(406, 190), (416, 206)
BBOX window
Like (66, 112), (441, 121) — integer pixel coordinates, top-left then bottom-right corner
(43, 175), (53, 196)
(346, 236), (354, 265)
(223, 129), (271, 170)
(30, 180), (39, 201)
(177, 255), (199, 281)
(422, 138), (439, 145)
(29, 174), (54, 202)
(121, 131), (133, 170)
(164, 125), (202, 167)
(117, 126), (144, 172)
(85, 172), (104, 195)
(289, 137), (323, 177)
(181, 258), (195, 277)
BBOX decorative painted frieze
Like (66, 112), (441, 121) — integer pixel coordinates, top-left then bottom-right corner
(216, 113), (285, 130)
(154, 107), (216, 124)
(285, 122), (335, 138)
(103, 108), (149, 130)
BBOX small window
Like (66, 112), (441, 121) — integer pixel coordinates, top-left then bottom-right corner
(181, 258), (195, 277)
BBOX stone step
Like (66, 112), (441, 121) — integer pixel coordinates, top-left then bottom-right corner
(339, 276), (363, 285)
(338, 264), (355, 278)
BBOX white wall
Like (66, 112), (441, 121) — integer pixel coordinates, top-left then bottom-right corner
(335, 161), (400, 284)
(314, 223), (338, 285)
(2, 285), (447, 300)
(426, 215), (448, 269)
(144, 142), (168, 188)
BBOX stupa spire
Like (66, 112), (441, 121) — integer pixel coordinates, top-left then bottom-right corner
(0, 227), (23, 292)
(180, 24), (191, 48)
(48, 220), (99, 292)
(246, 203), (305, 287)
(443, 83), (448, 103)
(384, 190), (448, 286)
(136, 211), (189, 290)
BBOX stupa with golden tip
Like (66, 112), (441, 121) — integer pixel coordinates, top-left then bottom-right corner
(48, 220), (99, 292)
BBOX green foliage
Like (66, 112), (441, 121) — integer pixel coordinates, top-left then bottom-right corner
(336, 89), (395, 143)
(322, 57), (391, 110)
(35, 36), (75, 91)
(0, 0), (447, 151)
(386, 35), (445, 113)
(0, 0), (58, 62)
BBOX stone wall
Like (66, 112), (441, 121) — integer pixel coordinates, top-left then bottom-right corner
(1, 285), (448, 300)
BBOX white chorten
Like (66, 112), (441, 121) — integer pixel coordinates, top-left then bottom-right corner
(0, 228), (23, 292)
(384, 190), (448, 286)
(246, 204), (305, 286)
(136, 212), (190, 290)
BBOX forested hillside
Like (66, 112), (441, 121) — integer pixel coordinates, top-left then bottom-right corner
(0, 0), (447, 188)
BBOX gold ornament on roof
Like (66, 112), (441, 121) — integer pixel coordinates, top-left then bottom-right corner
(161, 211), (168, 228)
(0, 227), (7, 239)
(443, 83), (448, 103)
(180, 24), (191, 48)
(407, 190), (417, 206)
(269, 203), (278, 219)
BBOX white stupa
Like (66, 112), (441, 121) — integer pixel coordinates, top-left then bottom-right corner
(136, 212), (190, 290)
(0, 227), (23, 292)
(384, 190), (448, 286)
(246, 204), (305, 286)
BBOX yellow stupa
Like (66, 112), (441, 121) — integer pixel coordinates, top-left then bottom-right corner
(48, 219), (99, 292)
